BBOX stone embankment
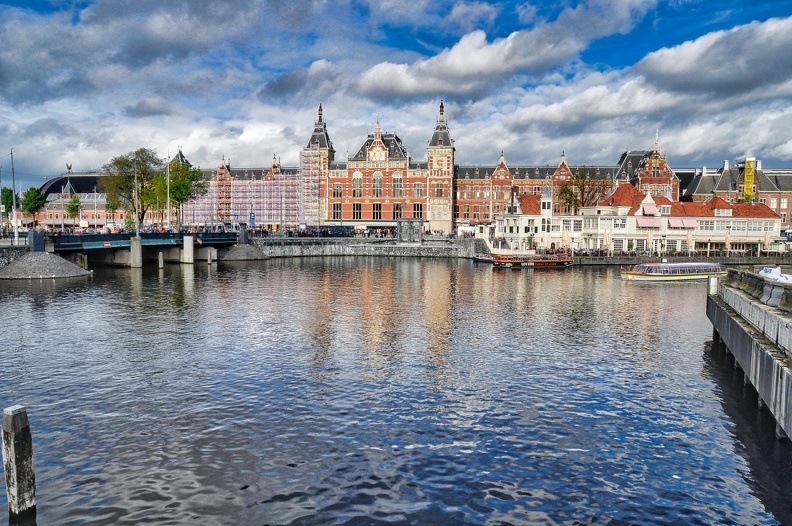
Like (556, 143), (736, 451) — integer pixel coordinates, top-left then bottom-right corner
(251, 238), (474, 259)
(219, 244), (270, 261)
(0, 251), (91, 279)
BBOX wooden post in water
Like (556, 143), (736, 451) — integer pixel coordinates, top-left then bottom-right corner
(2, 406), (36, 519)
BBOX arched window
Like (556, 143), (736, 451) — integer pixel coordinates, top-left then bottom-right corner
(392, 171), (403, 198)
(373, 171), (383, 198)
(352, 171), (363, 198)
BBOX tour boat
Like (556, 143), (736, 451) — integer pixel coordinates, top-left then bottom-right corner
(620, 262), (727, 281)
(491, 254), (574, 269)
(473, 253), (494, 263)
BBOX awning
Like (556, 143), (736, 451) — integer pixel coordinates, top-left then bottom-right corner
(636, 217), (662, 228)
(667, 218), (684, 228)
(682, 219), (698, 228)
(642, 204), (658, 215)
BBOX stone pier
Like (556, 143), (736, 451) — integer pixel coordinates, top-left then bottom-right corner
(707, 270), (792, 440)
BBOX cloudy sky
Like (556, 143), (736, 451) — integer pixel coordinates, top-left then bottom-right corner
(1, 0), (791, 191)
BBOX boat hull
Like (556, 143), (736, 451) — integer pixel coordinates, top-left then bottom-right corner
(620, 271), (727, 281)
(492, 256), (574, 269)
(620, 262), (727, 281)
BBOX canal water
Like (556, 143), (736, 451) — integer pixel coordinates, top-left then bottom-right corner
(1, 258), (790, 525)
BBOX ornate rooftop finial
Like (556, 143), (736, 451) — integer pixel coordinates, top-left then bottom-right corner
(318, 103), (323, 123)
(561, 150), (566, 162)
(374, 117), (382, 139)
(500, 150), (505, 164)
(439, 99), (445, 121)
(655, 130), (660, 151)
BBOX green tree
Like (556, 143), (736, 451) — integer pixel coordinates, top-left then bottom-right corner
(153, 160), (208, 227)
(21, 187), (47, 227)
(2, 187), (19, 216)
(66, 194), (81, 227)
(99, 148), (165, 226)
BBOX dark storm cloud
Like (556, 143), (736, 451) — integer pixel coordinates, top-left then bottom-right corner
(257, 71), (308, 102)
(124, 98), (172, 117)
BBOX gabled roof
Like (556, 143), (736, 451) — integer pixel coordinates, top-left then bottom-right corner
(730, 202), (780, 219)
(518, 193), (541, 215)
(352, 121), (410, 160)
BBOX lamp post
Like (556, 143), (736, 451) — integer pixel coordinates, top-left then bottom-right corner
(11, 149), (19, 245)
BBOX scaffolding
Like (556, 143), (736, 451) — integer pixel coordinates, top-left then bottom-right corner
(300, 145), (321, 226)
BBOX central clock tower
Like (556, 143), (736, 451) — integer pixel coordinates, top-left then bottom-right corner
(426, 100), (455, 233)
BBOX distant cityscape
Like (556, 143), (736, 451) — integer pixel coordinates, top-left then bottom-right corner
(3, 101), (791, 255)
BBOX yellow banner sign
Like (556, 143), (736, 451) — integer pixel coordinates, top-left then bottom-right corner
(744, 158), (755, 200)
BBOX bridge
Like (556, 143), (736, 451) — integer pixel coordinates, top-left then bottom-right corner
(47, 232), (239, 251)
(44, 232), (240, 268)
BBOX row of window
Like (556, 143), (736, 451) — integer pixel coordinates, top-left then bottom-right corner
(332, 181), (451, 198)
(332, 203), (424, 221)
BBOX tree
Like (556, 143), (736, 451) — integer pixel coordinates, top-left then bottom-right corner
(66, 194), (81, 227)
(21, 187), (47, 227)
(152, 160), (208, 226)
(556, 166), (609, 214)
(2, 187), (19, 216)
(99, 148), (165, 227)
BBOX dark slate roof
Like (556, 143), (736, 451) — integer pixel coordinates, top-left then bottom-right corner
(352, 132), (410, 160)
(199, 166), (300, 181)
(454, 164), (619, 181)
(172, 149), (192, 166)
(681, 164), (792, 200)
(616, 150), (649, 180)
(305, 104), (335, 151)
(428, 100), (453, 148)
(39, 172), (101, 197)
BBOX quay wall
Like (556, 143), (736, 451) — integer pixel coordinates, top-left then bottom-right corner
(708, 269), (792, 439)
(251, 238), (475, 259)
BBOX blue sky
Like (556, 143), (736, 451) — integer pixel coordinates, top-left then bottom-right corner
(1, 0), (791, 191)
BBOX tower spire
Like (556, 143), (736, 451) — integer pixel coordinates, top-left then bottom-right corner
(318, 103), (323, 123)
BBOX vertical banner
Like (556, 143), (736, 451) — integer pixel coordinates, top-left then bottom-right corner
(744, 157), (755, 200)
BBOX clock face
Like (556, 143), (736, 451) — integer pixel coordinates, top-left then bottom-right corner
(435, 158), (444, 168)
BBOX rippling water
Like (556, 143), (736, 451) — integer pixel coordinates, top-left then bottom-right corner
(1, 258), (790, 525)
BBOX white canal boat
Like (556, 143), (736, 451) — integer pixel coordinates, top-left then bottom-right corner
(620, 262), (727, 281)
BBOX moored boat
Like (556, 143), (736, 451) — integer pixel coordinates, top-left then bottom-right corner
(620, 262), (727, 281)
(473, 253), (494, 263)
(491, 254), (574, 269)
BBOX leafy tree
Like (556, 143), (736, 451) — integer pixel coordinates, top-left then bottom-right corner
(2, 187), (19, 216)
(153, 160), (208, 226)
(21, 187), (47, 226)
(556, 166), (609, 213)
(99, 148), (164, 226)
(66, 194), (81, 226)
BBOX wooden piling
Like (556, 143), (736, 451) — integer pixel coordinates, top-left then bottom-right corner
(2, 406), (36, 519)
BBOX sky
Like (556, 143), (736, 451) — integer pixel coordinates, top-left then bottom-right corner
(1, 0), (792, 191)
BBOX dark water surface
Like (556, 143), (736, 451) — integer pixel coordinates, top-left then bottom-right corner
(1, 258), (790, 525)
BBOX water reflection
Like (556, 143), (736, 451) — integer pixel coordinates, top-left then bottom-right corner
(0, 259), (786, 524)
